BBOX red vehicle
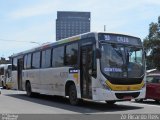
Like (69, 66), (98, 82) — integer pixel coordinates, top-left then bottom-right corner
(136, 73), (160, 103)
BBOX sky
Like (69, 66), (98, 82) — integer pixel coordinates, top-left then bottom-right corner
(0, 0), (160, 58)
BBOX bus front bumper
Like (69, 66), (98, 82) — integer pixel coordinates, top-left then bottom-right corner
(92, 87), (146, 101)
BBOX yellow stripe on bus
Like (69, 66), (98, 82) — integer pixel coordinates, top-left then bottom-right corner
(105, 80), (144, 91)
(73, 73), (79, 84)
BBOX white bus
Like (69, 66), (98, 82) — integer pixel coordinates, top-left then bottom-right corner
(0, 64), (12, 89)
(11, 32), (146, 105)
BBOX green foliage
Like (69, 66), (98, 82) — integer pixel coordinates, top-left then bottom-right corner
(143, 16), (160, 70)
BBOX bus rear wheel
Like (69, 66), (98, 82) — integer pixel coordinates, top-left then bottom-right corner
(69, 84), (79, 105)
(26, 82), (33, 97)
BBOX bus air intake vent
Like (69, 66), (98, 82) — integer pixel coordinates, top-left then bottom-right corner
(115, 92), (140, 99)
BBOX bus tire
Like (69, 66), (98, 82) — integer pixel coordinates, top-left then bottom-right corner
(26, 82), (33, 97)
(135, 99), (143, 102)
(105, 101), (116, 105)
(69, 84), (79, 105)
(155, 100), (160, 103)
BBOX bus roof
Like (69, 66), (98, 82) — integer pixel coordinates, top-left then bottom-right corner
(10, 32), (96, 58)
(10, 32), (141, 58)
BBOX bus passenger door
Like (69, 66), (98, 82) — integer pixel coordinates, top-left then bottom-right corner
(80, 45), (93, 99)
(17, 58), (23, 90)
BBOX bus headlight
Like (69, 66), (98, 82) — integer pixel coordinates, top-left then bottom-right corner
(99, 79), (111, 90)
(142, 82), (146, 89)
(103, 83), (111, 90)
(102, 82), (111, 90)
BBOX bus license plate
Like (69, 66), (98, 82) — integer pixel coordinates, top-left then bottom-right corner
(123, 96), (133, 100)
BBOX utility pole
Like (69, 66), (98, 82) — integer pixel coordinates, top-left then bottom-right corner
(104, 25), (106, 32)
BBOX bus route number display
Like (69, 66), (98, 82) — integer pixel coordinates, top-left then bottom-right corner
(104, 35), (129, 43)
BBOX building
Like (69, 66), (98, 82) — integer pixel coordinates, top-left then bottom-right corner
(56, 11), (90, 41)
(0, 57), (11, 64)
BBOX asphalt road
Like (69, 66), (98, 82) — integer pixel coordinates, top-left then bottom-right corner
(0, 89), (160, 120)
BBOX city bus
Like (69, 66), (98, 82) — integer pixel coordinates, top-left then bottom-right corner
(0, 64), (12, 89)
(11, 32), (146, 105)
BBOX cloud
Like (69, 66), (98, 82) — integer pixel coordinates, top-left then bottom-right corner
(145, 0), (160, 5)
(2, 0), (160, 58)
(9, 0), (141, 19)
(7, 0), (160, 37)
(0, 19), (55, 58)
(15, 21), (54, 43)
(9, 1), (59, 19)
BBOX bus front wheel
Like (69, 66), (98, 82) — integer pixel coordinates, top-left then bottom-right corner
(105, 101), (116, 105)
(69, 84), (79, 105)
(26, 82), (33, 97)
(135, 99), (143, 102)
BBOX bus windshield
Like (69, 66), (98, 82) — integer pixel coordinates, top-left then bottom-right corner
(100, 43), (144, 78)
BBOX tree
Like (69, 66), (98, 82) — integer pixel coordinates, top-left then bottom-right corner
(143, 16), (160, 70)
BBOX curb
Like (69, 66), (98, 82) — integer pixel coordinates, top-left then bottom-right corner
(0, 87), (1, 95)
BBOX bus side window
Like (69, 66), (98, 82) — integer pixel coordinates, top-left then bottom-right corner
(12, 58), (17, 70)
(65, 43), (78, 66)
(32, 52), (40, 69)
(52, 46), (64, 67)
(41, 49), (51, 68)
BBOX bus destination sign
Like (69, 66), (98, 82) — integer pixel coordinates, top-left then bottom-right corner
(99, 34), (142, 46)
